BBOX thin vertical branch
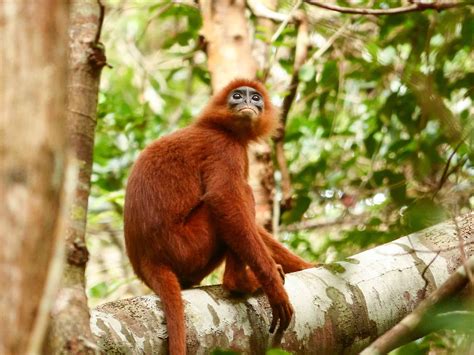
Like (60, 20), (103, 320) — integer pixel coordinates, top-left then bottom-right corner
(433, 129), (472, 199)
(93, 0), (105, 45)
(273, 12), (309, 229)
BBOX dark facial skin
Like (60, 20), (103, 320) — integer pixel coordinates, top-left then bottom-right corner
(227, 86), (264, 121)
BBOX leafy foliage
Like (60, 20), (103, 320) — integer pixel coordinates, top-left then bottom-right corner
(278, 3), (473, 260)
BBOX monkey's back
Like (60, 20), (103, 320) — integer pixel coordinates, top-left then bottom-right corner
(123, 127), (209, 266)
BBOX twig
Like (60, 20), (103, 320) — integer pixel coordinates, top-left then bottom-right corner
(93, 0), (105, 45)
(247, 0), (289, 22)
(446, 156), (468, 179)
(136, 3), (173, 44)
(304, 0), (469, 16)
(271, 0), (303, 43)
(361, 256), (474, 355)
(433, 126), (473, 198)
(420, 251), (440, 299)
(312, 21), (349, 60)
(433, 139), (465, 198)
(89, 0), (110, 69)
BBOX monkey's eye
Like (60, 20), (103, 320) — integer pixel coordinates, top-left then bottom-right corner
(232, 93), (242, 100)
(252, 95), (261, 101)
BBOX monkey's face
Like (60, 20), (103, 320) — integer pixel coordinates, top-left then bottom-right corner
(227, 86), (264, 122)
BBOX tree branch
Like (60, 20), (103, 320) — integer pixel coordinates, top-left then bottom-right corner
(304, 0), (469, 16)
(247, 0), (289, 22)
(91, 213), (473, 353)
(361, 256), (474, 355)
(433, 128), (472, 198)
(273, 13), (310, 216)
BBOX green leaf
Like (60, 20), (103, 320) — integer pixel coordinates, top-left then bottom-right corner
(320, 61), (338, 89)
(388, 173), (408, 206)
(267, 349), (292, 355)
(402, 198), (448, 232)
(299, 64), (316, 82)
(281, 195), (312, 224)
(364, 133), (377, 158)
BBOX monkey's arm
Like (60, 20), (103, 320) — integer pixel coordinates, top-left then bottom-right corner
(202, 148), (293, 333)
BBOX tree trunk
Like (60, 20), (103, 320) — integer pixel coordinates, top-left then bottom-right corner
(199, 0), (274, 228)
(46, 1), (106, 353)
(199, 0), (257, 91)
(0, 2), (70, 354)
(90, 213), (473, 354)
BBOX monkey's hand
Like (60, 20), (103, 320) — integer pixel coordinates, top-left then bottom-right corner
(268, 293), (293, 334)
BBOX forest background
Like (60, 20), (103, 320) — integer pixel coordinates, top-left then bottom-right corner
(86, 0), (473, 352)
(1, 0), (472, 354)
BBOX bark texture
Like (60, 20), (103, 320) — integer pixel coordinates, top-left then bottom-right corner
(199, 0), (274, 228)
(46, 1), (106, 353)
(199, 0), (257, 91)
(90, 213), (473, 354)
(362, 256), (474, 355)
(0, 1), (69, 354)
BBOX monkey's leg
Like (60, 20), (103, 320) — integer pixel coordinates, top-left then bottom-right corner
(140, 261), (186, 355)
(258, 226), (314, 272)
(180, 252), (226, 289)
(175, 204), (226, 288)
(222, 250), (261, 294)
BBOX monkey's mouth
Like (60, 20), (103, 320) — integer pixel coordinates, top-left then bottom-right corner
(238, 107), (258, 119)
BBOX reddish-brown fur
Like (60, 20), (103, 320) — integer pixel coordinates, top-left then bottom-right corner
(124, 79), (312, 355)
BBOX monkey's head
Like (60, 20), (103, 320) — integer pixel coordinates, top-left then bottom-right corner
(198, 79), (279, 142)
(227, 85), (264, 122)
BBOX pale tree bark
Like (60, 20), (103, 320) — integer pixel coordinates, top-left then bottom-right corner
(199, 0), (257, 92)
(0, 2), (70, 354)
(90, 213), (473, 354)
(362, 256), (474, 355)
(46, 1), (107, 354)
(199, 0), (274, 228)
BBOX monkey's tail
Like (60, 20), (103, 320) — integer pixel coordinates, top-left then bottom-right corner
(143, 263), (186, 355)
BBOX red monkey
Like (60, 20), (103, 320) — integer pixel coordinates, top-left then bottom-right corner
(124, 79), (312, 354)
